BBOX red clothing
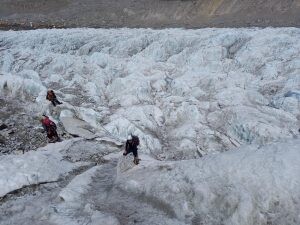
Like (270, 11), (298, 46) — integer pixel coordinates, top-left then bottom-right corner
(41, 117), (55, 127)
(41, 117), (58, 140)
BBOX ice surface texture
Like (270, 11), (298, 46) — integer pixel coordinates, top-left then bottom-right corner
(1, 28), (300, 224)
(117, 139), (300, 225)
(1, 28), (300, 159)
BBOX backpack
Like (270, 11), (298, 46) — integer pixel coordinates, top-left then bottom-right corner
(43, 117), (57, 130)
(50, 121), (57, 130)
(132, 135), (140, 146)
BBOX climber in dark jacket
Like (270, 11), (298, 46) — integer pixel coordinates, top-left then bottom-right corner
(123, 135), (140, 165)
(46, 90), (62, 106)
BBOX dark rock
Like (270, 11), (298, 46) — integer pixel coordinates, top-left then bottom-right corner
(0, 134), (5, 144)
(8, 122), (15, 127)
(0, 124), (8, 130)
(8, 130), (15, 134)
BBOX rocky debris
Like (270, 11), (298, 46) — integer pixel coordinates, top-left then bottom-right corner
(0, 20), (67, 31)
(0, 0), (300, 29)
(0, 98), (52, 155)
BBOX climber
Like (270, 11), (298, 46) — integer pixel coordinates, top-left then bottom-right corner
(123, 134), (140, 165)
(40, 115), (60, 143)
(46, 90), (62, 106)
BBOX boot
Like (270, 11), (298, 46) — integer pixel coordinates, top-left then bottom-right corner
(55, 136), (61, 142)
(49, 138), (56, 143)
(133, 157), (140, 165)
(49, 136), (59, 143)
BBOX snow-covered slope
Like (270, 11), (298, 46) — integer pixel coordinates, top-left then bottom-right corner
(1, 28), (300, 159)
(1, 138), (299, 225)
(117, 139), (300, 225)
(0, 28), (300, 225)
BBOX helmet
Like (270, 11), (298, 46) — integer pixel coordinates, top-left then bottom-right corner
(127, 135), (132, 140)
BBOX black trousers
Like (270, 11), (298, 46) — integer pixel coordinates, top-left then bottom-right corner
(51, 98), (62, 106)
(47, 126), (58, 139)
(124, 148), (138, 157)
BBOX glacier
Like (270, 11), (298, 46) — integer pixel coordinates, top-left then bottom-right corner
(0, 27), (300, 225)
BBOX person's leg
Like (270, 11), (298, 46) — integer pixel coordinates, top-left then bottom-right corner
(123, 149), (132, 156)
(53, 130), (59, 142)
(46, 127), (52, 139)
(51, 100), (57, 106)
(132, 149), (138, 158)
(47, 130), (54, 142)
(133, 149), (139, 165)
(47, 127), (57, 142)
(54, 98), (62, 105)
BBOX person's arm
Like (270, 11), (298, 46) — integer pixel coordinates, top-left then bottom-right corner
(41, 124), (47, 132)
(123, 141), (128, 155)
(50, 91), (56, 99)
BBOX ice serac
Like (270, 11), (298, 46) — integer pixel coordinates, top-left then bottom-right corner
(60, 116), (97, 139)
(1, 28), (300, 159)
(117, 139), (300, 225)
(0, 140), (76, 198)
